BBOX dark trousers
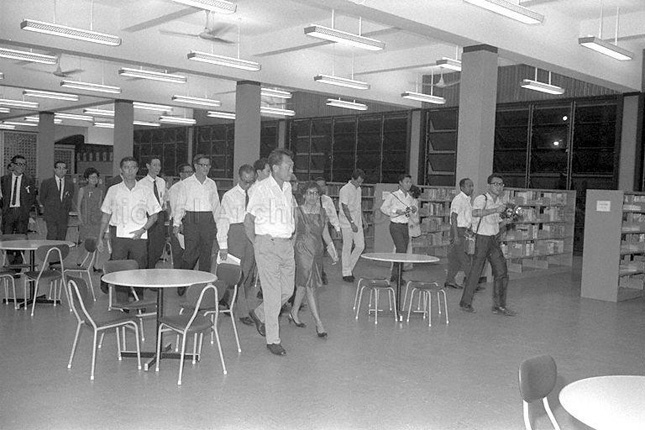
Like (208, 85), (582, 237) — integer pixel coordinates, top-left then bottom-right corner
(45, 217), (68, 240)
(181, 211), (216, 273)
(222, 223), (255, 315)
(146, 211), (166, 269)
(2, 208), (29, 264)
(169, 220), (184, 268)
(445, 227), (472, 285)
(111, 226), (147, 303)
(389, 222), (409, 278)
(460, 234), (508, 308)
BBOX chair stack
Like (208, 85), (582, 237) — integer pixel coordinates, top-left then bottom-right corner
(23, 244), (70, 316)
(354, 277), (398, 324)
(403, 281), (449, 327)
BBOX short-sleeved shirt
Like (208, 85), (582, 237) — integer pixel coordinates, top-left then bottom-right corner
(471, 192), (502, 236)
(450, 191), (473, 228)
(246, 175), (295, 238)
(320, 194), (340, 232)
(173, 175), (220, 227)
(380, 189), (415, 224)
(216, 184), (248, 248)
(338, 181), (362, 228)
(100, 181), (161, 239)
(138, 174), (167, 210)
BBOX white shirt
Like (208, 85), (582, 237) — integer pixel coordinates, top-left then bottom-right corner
(450, 191), (473, 228)
(10, 173), (22, 208)
(246, 175), (295, 238)
(471, 192), (503, 236)
(173, 175), (220, 227)
(138, 174), (167, 210)
(320, 194), (340, 232)
(338, 181), (362, 228)
(100, 181), (161, 239)
(216, 184), (249, 249)
(380, 189), (415, 224)
(166, 181), (184, 220)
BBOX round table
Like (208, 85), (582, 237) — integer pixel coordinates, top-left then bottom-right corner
(101, 269), (216, 370)
(361, 253), (440, 319)
(559, 375), (645, 430)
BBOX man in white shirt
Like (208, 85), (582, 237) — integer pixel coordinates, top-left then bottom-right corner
(97, 157), (161, 304)
(315, 177), (340, 285)
(173, 154), (220, 293)
(217, 164), (256, 326)
(445, 178), (474, 289)
(138, 158), (167, 269)
(244, 149), (295, 356)
(338, 169), (367, 283)
(459, 174), (516, 316)
(166, 163), (193, 269)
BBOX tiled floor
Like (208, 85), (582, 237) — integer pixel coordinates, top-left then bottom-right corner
(1, 251), (642, 430)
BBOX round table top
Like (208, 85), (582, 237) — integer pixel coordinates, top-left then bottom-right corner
(559, 375), (645, 430)
(102, 269), (217, 288)
(0, 239), (76, 251)
(361, 252), (440, 264)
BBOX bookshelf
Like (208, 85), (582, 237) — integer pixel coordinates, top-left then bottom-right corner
(581, 190), (645, 302)
(325, 182), (375, 251)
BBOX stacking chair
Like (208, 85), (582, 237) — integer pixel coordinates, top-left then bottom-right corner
(518, 354), (561, 430)
(156, 284), (226, 385)
(0, 267), (18, 309)
(404, 281), (449, 327)
(64, 238), (98, 301)
(354, 277), (398, 324)
(66, 277), (141, 381)
(23, 244), (70, 317)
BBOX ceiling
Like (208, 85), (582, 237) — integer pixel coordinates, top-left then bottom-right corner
(0, 0), (644, 129)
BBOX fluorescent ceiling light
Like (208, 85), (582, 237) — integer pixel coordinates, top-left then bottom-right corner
(0, 124), (16, 130)
(261, 88), (292, 99)
(171, 0), (236, 13)
(61, 80), (121, 94)
(133, 120), (161, 127)
(0, 107), (10, 114)
(24, 115), (63, 124)
(171, 95), (221, 108)
(0, 72), (4, 80)
(20, 19), (121, 46)
(159, 116), (197, 125)
(0, 99), (39, 109)
(23, 89), (79, 101)
(436, 58), (462, 72)
(93, 122), (114, 129)
(463, 0), (544, 25)
(313, 74), (370, 90)
(207, 111), (236, 120)
(55, 112), (93, 122)
(133, 102), (172, 112)
(3, 121), (38, 127)
(304, 24), (385, 51)
(0, 47), (58, 64)
(187, 51), (261, 71)
(401, 91), (446, 105)
(520, 79), (565, 95)
(260, 106), (295, 117)
(326, 99), (368, 111)
(119, 67), (187, 84)
(578, 36), (633, 61)
(84, 108), (114, 117)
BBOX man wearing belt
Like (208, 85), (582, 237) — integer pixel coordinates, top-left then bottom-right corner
(166, 163), (193, 269)
(173, 154), (220, 295)
(459, 174), (516, 316)
(97, 157), (161, 304)
(217, 164), (256, 326)
(139, 158), (167, 269)
(339, 169), (367, 283)
(244, 148), (296, 356)
(445, 177), (474, 289)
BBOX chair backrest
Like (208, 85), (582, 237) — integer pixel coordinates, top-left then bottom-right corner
(35, 244), (70, 266)
(184, 283), (218, 327)
(84, 238), (97, 253)
(103, 259), (139, 274)
(216, 263), (242, 288)
(519, 354), (557, 403)
(67, 276), (96, 327)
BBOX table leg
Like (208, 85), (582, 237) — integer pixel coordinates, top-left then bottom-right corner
(396, 262), (403, 321)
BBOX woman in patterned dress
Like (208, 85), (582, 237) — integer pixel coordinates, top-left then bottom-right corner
(75, 167), (104, 269)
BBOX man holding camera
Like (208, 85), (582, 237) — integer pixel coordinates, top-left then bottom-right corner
(459, 174), (516, 316)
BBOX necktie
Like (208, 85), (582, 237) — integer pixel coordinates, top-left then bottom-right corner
(11, 176), (18, 206)
(153, 179), (161, 204)
(59, 178), (64, 201)
(245, 189), (249, 209)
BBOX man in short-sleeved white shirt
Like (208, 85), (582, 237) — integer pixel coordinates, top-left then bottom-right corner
(138, 158), (167, 269)
(338, 169), (367, 282)
(445, 178), (474, 289)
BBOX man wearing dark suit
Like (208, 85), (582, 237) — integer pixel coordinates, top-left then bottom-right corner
(1, 155), (37, 236)
(39, 161), (75, 240)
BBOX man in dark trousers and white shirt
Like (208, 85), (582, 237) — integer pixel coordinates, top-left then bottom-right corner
(139, 157), (167, 269)
(444, 177), (474, 289)
(39, 161), (75, 240)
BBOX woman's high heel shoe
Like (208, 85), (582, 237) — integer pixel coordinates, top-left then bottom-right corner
(316, 327), (328, 338)
(287, 312), (306, 328)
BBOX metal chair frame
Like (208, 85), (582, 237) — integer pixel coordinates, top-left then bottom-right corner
(354, 277), (398, 324)
(404, 281), (449, 327)
(24, 244), (70, 317)
(64, 238), (98, 301)
(518, 354), (561, 430)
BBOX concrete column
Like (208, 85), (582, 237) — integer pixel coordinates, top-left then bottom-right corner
(187, 126), (194, 165)
(278, 120), (286, 149)
(234, 81), (261, 175)
(37, 112), (55, 183)
(113, 100), (134, 175)
(618, 93), (641, 191)
(409, 110), (422, 183)
(455, 44), (499, 193)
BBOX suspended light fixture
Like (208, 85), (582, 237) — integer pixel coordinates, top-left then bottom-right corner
(2, 121), (38, 127)
(578, 5), (633, 61)
(314, 74), (370, 90)
(0, 48), (58, 65)
(463, 0), (544, 25)
(0, 124), (16, 130)
(171, 95), (221, 108)
(61, 80), (121, 94)
(119, 67), (187, 84)
(520, 68), (565, 95)
(171, 0), (237, 13)
(305, 10), (384, 51)
(326, 99), (367, 111)
(84, 108), (114, 117)
(133, 120), (161, 127)
(436, 58), (462, 72)
(260, 106), (295, 117)
(159, 116), (197, 125)
(93, 122), (114, 128)
(20, 19), (121, 46)
(55, 112), (93, 122)
(261, 88), (292, 99)
(133, 102), (172, 112)
(207, 111), (236, 119)
(23, 89), (79, 101)
(0, 107), (10, 114)
(402, 71), (446, 105)
(188, 51), (261, 71)
(0, 99), (39, 110)
(24, 115), (63, 124)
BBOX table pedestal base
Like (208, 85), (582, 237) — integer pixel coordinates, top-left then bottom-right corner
(122, 343), (201, 371)
(3, 295), (61, 308)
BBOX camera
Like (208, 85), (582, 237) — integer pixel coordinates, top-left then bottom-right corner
(500, 202), (522, 222)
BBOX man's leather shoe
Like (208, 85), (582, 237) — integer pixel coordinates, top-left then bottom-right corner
(444, 282), (463, 289)
(342, 276), (355, 283)
(475, 285), (486, 292)
(239, 316), (254, 326)
(249, 309), (266, 337)
(266, 343), (286, 356)
(492, 306), (517, 317)
(321, 271), (328, 285)
(459, 302), (476, 313)
(177, 287), (187, 296)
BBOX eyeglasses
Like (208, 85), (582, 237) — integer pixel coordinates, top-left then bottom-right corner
(13, 162), (26, 166)
(490, 182), (504, 186)
(196, 163), (211, 168)
(306, 190), (319, 195)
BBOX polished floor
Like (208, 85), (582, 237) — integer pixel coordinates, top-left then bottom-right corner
(1, 249), (643, 430)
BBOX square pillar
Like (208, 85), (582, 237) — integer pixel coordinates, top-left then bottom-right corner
(114, 100), (134, 175)
(37, 112), (55, 183)
(234, 81), (261, 175)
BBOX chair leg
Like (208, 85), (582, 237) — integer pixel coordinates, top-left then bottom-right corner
(116, 327), (122, 360)
(354, 286), (367, 320)
(178, 333), (188, 385)
(212, 319), (227, 375)
(90, 331), (99, 381)
(406, 288), (416, 323)
(426, 291), (432, 327)
(374, 289), (379, 325)
(543, 398), (561, 430)
(155, 326), (164, 373)
(442, 290), (449, 324)
(86, 270), (97, 302)
(30, 279), (39, 317)
(389, 289), (398, 322)
(229, 307), (241, 353)
(353, 280), (363, 311)
(67, 323), (82, 369)
(192, 333), (198, 365)
(132, 323), (141, 371)
(523, 401), (533, 430)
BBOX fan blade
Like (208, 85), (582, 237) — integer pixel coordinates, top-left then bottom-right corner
(61, 68), (84, 77)
(159, 29), (199, 39)
(199, 33), (234, 43)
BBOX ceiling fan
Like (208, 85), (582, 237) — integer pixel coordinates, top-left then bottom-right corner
(52, 55), (84, 77)
(160, 10), (234, 43)
(435, 69), (460, 88)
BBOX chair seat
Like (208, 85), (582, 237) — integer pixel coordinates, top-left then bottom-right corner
(24, 270), (62, 280)
(88, 314), (138, 327)
(113, 298), (157, 311)
(160, 314), (212, 332)
(408, 282), (444, 291)
(364, 279), (391, 288)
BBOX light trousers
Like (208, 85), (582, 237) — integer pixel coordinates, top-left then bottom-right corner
(340, 226), (365, 276)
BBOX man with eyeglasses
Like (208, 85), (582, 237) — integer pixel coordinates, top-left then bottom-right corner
(173, 154), (220, 295)
(216, 164), (256, 326)
(167, 163), (194, 271)
(39, 161), (75, 240)
(459, 174), (517, 317)
(1, 155), (37, 239)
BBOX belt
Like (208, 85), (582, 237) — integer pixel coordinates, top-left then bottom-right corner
(185, 211), (212, 214)
(258, 234), (291, 241)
